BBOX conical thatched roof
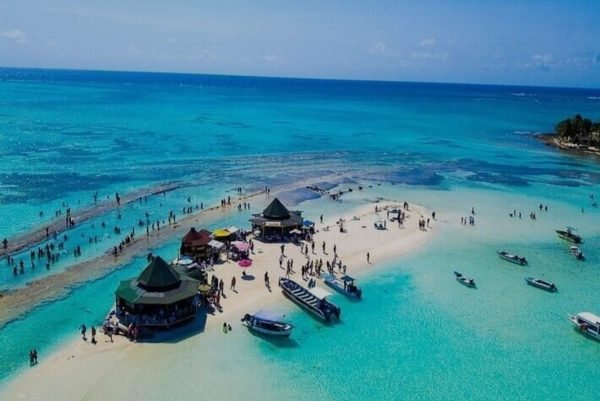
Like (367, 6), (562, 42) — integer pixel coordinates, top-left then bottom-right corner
(262, 198), (290, 220)
(137, 256), (181, 291)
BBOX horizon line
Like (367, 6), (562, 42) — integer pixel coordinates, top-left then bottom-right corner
(1, 65), (599, 91)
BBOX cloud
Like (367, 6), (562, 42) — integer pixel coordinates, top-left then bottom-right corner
(264, 54), (279, 63)
(1, 29), (27, 44)
(369, 42), (387, 55)
(529, 53), (554, 71)
(419, 38), (436, 47)
(409, 51), (447, 60)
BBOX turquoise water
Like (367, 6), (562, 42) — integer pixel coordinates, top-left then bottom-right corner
(1, 68), (600, 399)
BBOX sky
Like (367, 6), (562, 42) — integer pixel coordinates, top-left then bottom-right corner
(1, 0), (600, 87)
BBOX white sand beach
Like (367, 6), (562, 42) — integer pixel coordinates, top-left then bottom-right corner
(0, 199), (435, 401)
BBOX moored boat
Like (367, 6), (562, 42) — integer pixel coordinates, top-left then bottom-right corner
(241, 310), (293, 337)
(323, 273), (362, 299)
(570, 246), (585, 260)
(525, 277), (557, 292)
(279, 277), (341, 322)
(453, 271), (476, 288)
(556, 227), (582, 244)
(497, 251), (528, 266)
(569, 312), (600, 341)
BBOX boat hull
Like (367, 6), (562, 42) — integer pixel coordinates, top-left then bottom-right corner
(454, 271), (476, 288)
(556, 230), (582, 244)
(569, 316), (600, 341)
(279, 278), (340, 322)
(246, 322), (292, 337)
(525, 278), (557, 292)
(324, 280), (362, 299)
(497, 251), (527, 266)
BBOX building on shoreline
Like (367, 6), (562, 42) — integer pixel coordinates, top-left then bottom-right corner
(250, 198), (303, 241)
(180, 227), (222, 263)
(115, 256), (199, 328)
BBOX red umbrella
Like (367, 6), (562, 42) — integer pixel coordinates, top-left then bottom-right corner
(238, 259), (252, 268)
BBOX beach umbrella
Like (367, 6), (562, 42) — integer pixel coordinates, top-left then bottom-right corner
(238, 259), (252, 268)
(213, 228), (230, 239)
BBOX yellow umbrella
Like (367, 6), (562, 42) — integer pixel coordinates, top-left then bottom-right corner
(213, 229), (230, 238)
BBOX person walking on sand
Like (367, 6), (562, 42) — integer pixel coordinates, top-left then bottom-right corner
(367, 252), (371, 264)
(264, 272), (270, 288)
(230, 276), (236, 291)
(80, 324), (87, 341)
(91, 326), (97, 344)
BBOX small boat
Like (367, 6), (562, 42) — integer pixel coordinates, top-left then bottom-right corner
(279, 277), (341, 322)
(241, 310), (293, 337)
(323, 273), (362, 299)
(569, 312), (600, 341)
(453, 271), (476, 288)
(556, 227), (582, 244)
(570, 246), (585, 260)
(497, 251), (528, 266)
(525, 277), (557, 292)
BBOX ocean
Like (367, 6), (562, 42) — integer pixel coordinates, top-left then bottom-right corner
(0, 68), (599, 399)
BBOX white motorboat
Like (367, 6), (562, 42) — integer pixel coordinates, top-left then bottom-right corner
(569, 312), (600, 341)
(497, 250), (528, 266)
(323, 273), (362, 299)
(241, 310), (293, 337)
(525, 277), (557, 292)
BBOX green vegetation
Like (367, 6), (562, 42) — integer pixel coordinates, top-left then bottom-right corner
(555, 114), (600, 146)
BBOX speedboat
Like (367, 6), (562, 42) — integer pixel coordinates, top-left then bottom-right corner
(454, 271), (476, 288)
(323, 273), (362, 299)
(525, 277), (557, 292)
(497, 251), (528, 266)
(241, 310), (293, 337)
(279, 277), (341, 322)
(556, 227), (582, 244)
(569, 312), (600, 341)
(570, 246), (585, 260)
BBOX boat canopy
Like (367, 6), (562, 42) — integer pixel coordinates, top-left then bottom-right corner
(227, 226), (239, 234)
(577, 312), (600, 324)
(253, 310), (284, 322)
(308, 287), (332, 300)
(340, 275), (355, 282)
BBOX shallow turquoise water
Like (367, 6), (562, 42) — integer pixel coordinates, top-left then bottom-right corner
(0, 69), (599, 398)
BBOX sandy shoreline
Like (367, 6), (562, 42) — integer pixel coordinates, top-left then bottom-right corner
(0, 197), (435, 401)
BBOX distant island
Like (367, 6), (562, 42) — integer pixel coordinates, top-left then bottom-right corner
(537, 114), (600, 154)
